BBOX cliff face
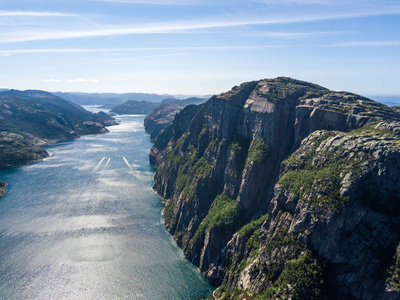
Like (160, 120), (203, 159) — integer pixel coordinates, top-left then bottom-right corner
(150, 77), (400, 299)
(144, 104), (184, 139)
(0, 89), (117, 169)
(144, 97), (207, 139)
(0, 181), (6, 198)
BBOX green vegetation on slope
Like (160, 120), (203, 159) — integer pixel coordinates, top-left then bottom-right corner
(273, 250), (324, 300)
(386, 252), (400, 292)
(236, 214), (268, 273)
(191, 192), (243, 245)
(214, 250), (324, 300)
(278, 131), (352, 210)
(245, 138), (270, 169)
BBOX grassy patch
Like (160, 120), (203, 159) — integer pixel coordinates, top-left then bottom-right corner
(278, 162), (350, 210)
(386, 254), (400, 292)
(164, 200), (175, 227)
(245, 138), (270, 169)
(191, 192), (243, 245)
(278, 132), (355, 210)
(236, 214), (269, 273)
(275, 250), (324, 300)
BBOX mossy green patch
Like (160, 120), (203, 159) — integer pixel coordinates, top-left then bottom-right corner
(245, 138), (270, 169)
(386, 253), (400, 292)
(275, 250), (324, 300)
(164, 201), (175, 227)
(191, 192), (243, 245)
(278, 132), (356, 210)
(236, 214), (268, 273)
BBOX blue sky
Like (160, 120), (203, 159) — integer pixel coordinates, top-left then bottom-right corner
(0, 0), (399, 95)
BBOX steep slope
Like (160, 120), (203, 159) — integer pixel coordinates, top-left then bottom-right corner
(150, 77), (400, 299)
(0, 89), (117, 169)
(144, 97), (207, 139)
(0, 181), (6, 198)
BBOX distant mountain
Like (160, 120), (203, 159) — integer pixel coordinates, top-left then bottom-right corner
(110, 100), (160, 115)
(53, 92), (174, 106)
(161, 97), (207, 106)
(0, 89), (117, 170)
(370, 95), (400, 107)
(144, 97), (208, 139)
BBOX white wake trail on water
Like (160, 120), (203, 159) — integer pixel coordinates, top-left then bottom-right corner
(75, 157), (107, 202)
(123, 157), (133, 172)
(104, 158), (111, 168)
(94, 157), (106, 171)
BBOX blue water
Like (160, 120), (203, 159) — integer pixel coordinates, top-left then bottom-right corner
(0, 114), (213, 299)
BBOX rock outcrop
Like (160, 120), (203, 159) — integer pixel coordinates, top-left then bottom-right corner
(150, 77), (400, 299)
(144, 97), (207, 139)
(0, 181), (6, 198)
(0, 89), (117, 169)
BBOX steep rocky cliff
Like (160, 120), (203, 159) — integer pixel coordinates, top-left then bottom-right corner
(0, 181), (6, 198)
(0, 89), (117, 169)
(150, 77), (400, 299)
(144, 97), (207, 139)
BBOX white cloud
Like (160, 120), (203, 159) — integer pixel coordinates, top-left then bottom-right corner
(0, 10), (78, 17)
(0, 8), (399, 43)
(0, 45), (281, 56)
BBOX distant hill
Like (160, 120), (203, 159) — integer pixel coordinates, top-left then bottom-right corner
(0, 89), (117, 170)
(161, 97), (207, 106)
(53, 92), (174, 106)
(144, 97), (208, 139)
(110, 97), (207, 116)
(110, 100), (160, 115)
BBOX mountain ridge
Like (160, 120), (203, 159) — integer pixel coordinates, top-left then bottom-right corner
(0, 89), (117, 171)
(150, 77), (400, 299)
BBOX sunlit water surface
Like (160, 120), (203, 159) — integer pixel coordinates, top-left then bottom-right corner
(0, 113), (213, 299)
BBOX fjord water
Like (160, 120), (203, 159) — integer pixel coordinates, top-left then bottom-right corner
(0, 114), (213, 299)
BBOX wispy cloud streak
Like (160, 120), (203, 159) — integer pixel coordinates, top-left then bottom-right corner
(0, 10), (77, 17)
(0, 8), (399, 43)
(0, 45), (290, 56)
(335, 40), (400, 47)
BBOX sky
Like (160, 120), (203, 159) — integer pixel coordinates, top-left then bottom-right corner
(0, 0), (399, 96)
